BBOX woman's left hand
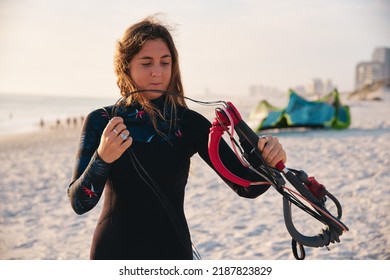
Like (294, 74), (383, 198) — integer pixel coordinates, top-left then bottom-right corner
(257, 134), (287, 167)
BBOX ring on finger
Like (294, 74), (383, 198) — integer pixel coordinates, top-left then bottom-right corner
(120, 132), (128, 141)
(113, 129), (118, 134)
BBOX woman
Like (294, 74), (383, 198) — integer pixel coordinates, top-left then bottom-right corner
(67, 16), (287, 260)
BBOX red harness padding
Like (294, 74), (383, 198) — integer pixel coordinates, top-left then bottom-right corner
(306, 177), (326, 200)
(208, 102), (252, 187)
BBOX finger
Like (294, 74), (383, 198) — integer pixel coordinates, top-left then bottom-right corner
(264, 142), (280, 164)
(105, 117), (124, 135)
(258, 136), (268, 151)
(111, 124), (127, 142)
(110, 116), (124, 124)
(269, 149), (287, 167)
(119, 130), (130, 141)
(262, 136), (280, 162)
(113, 123), (127, 135)
(260, 135), (277, 160)
(120, 135), (133, 149)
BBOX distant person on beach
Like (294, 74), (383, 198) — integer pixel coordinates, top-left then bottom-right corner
(67, 15), (287, 260)
(55, 119), (61, 129)
(39, 118), (45, 128)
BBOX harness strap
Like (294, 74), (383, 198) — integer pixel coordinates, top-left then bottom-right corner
(208, 123), (252, 187)
(292, 239), (306, 260)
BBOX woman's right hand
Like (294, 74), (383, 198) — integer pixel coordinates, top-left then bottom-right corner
(97, 117), (133, 163)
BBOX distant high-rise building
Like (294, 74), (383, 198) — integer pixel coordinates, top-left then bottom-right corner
(372, 47), (390, 80)
(323, 79), (334, 94)
(292, 85), (306, 95)
(249, 84), (283, 97)
(355, 61), (384, 89)
(306, 79), (323, 96)
(355, 47), (390, 89)
(306, 78), (334, 97)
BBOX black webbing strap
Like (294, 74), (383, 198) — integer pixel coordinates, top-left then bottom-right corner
(292, 239), (306, 260)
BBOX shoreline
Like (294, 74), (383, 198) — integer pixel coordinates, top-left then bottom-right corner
(0, 114), (86, 139)
(0, 121), (83, 146)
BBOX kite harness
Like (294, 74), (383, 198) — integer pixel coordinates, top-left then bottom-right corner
(208, 101), (349, 260)
(126, 90), (349, 260)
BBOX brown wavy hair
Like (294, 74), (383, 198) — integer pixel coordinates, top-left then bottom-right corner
(114, 15), (187, 133)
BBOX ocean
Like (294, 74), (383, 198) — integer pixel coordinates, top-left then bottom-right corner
(0, 92), (255, 137)
(0, 93), (117, 136)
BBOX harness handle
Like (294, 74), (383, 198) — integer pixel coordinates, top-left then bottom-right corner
(208, 123), (252, 187)
(208, 102), (284, 187)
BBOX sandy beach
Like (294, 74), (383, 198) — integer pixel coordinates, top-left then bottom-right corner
(0, 93), (389, 260)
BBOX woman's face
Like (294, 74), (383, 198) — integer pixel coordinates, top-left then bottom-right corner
(129, 39), (172, 100)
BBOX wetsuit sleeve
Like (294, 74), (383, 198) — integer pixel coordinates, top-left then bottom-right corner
(67, 108), (112, 214)
(183, 109), (271, 199)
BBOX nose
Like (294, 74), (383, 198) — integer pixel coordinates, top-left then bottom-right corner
(151, 66), (163, 77)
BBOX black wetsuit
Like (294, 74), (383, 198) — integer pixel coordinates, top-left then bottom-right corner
(67, 96), (270, 260)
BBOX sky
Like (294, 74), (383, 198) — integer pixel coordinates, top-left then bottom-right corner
(0, 0), (389, 98)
